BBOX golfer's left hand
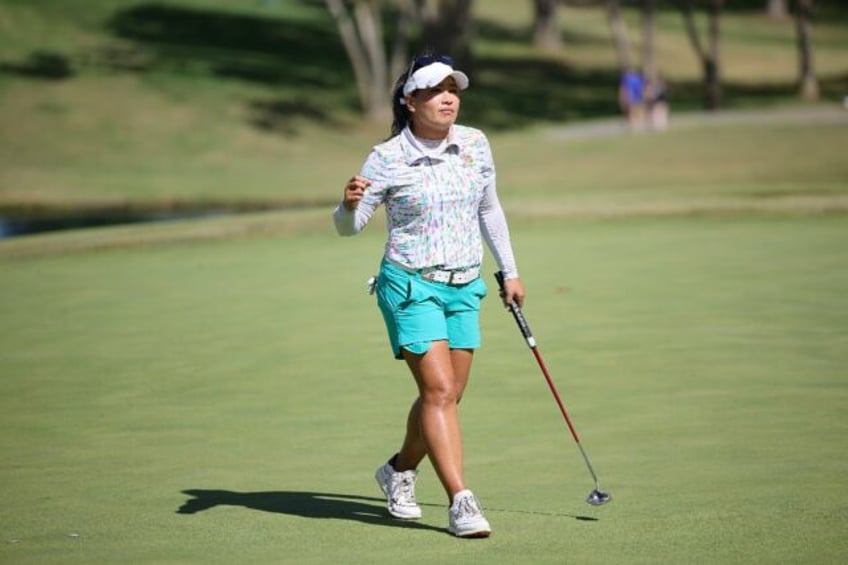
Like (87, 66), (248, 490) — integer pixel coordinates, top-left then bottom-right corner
(501, 277), (525, 308)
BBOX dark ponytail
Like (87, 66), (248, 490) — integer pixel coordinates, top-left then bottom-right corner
(388, 70), (411, 140)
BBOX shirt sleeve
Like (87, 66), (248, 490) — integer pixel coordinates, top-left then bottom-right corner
(333, 149), (386, 236)
(476, 136), (519, 279)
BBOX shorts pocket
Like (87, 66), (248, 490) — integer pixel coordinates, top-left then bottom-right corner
(377, 264), (430, 314)
(471, 276), (488, 299)
(404, 276), (434, 308)
(450, 277), (488, 312)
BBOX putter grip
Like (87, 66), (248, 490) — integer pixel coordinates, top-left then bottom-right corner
(494, 271), (536, 347)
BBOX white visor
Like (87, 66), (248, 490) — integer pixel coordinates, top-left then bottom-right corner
(402, 61), (469, 97)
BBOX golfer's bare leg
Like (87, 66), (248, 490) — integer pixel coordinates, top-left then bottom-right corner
(398, 341), (473, 500)
(395, 347), (473, 473)
(394, 398), (427, 471)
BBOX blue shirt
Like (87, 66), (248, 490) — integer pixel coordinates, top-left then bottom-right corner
(621, 71), (645, 104)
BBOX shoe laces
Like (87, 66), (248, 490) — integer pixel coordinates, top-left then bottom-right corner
(392, 471), (417, 504)
(453, 494), (481, 519)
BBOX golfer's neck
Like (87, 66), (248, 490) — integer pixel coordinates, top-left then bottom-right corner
(412, 123), (450, 141)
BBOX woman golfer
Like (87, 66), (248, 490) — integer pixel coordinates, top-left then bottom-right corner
(333, 53), (525, 538)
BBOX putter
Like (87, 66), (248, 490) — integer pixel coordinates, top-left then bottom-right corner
(495, 272), (612, 506)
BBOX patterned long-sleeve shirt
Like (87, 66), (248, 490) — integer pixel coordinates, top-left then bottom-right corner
(333, 124), (519, 279)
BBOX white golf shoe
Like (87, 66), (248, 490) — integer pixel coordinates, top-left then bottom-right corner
(448, 489), (491, 538)
(375, 461), (422, 519)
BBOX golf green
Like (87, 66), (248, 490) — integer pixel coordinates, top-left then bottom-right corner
(1, 214), (846, 563)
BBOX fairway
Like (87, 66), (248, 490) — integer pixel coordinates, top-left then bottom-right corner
(1, 214), (846, 563)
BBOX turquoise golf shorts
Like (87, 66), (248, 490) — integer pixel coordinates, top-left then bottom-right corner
(376, 260), (488, 360)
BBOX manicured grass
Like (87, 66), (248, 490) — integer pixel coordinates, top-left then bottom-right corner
(1, 215), (846, 563)
(495, 115), (848, 215)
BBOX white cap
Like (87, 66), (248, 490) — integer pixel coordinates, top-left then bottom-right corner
(402, 61), (469, 97)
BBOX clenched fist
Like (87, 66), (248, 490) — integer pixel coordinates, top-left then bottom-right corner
(343, 175), (371, 211)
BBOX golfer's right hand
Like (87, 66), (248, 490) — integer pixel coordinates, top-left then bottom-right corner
(343, 175), (371, 211)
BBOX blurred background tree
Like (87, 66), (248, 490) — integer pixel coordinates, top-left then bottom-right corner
(768, 0), (788, 19)
(795, 0), (819, 99)
(533, 0), (562, 51)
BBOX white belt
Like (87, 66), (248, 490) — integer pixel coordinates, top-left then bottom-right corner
(420, 265), (480, 285)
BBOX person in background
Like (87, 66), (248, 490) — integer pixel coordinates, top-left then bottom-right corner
(646, 73), (670, 131)
(333, 53), (525, 539)
(619, 66), (647, 131)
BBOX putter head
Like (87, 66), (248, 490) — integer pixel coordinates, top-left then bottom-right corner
(586, 489), (611, 506)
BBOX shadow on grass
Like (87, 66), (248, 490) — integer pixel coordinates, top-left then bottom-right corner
(417, 501), (600, 523)
(176, 489), (599, 532)
(176, 489), (446, 533)
(490, 507), (599, 522)
(106, 1), (355, 126)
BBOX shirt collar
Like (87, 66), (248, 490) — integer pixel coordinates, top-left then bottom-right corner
(400, 126), (460, 165)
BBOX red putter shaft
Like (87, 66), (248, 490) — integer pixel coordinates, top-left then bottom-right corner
(494, 271), (611, 505)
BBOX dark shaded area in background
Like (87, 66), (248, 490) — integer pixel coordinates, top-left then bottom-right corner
(0, 201), (280, 239)
(0, 51), (75, 80)
(0, 212), (208, 239)
(106, 2), (353, 127)
(107, 3), (342, 86)
(0, 196), (335, 239)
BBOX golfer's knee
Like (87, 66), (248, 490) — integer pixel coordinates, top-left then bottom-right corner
(421, 382), (457, 406)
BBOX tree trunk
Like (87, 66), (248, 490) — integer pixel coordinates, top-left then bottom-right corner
(354, 0), (389, 109)
(606, 0), (633, 70)
(324, 0), (390, 121)
(795, 0), (819, 100)
(706, 0), (722, 109)
(532, 0), (561, 52)
(642, 0), (657, 81)
(679, 0), (723, 110)
(767, 0), (788, 19)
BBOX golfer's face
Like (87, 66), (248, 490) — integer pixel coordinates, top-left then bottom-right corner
(410, 77), (460, 137)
